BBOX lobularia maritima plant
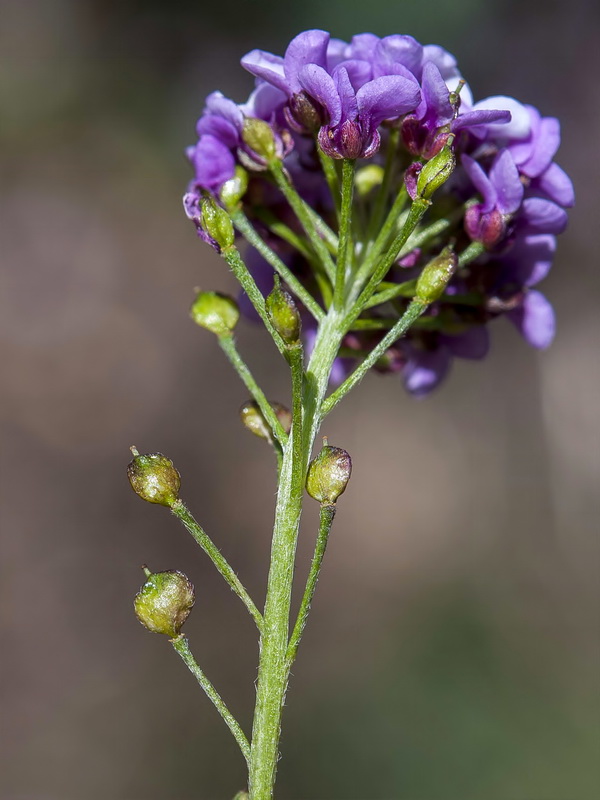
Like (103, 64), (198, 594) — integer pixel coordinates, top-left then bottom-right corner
(127, 29), (574, 799)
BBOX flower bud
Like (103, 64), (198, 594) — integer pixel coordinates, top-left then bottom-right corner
(134, 567), (195, 638)
(190, 290), (239, 337)
(355, 164), (384, 197)
(266, 276), (301, 344)
(242, 118), (277, 162)
(240, 400), (292, 440)
(306, 441), (352, 505)
(415, 248), (458, 304)
(127, 448), (181, 507)
(220, 166), (249, 210)
(232, 793), (249, 800)
(200, 196), (235, 251)
(416, 144), (456, 200)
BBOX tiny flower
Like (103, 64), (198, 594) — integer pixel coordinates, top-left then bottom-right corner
(134, 567), (195, 638)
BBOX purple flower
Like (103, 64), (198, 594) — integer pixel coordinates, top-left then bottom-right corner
(298, 64), (420, 159)
(463, 149), (524, 246)
(401, 62), (511, 157)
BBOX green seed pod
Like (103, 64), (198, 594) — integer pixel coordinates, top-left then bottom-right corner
(354, 164), (384, 197)
(127, 448), (181, 507)
(415, 247), (458, 304)
(190, 290), (239, 337)
(220, 166), (249, 210)
(240, 400), (292, 440)
(306, 442), (352, 505)
(134, 567), (195, 637)
(416, 144), (456, 200)
(232, 793), (249, 800)
(242, 118), (277, 161)
(200, 196), (235, 251)
(266, 276), (301, 344)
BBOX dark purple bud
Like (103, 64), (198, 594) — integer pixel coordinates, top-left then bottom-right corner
(288, 91), (324, 132)
(401, 116), (426, 156)
(338, 120), (364, 160)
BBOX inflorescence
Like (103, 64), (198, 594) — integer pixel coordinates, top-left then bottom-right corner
(184, 30), (573, 396)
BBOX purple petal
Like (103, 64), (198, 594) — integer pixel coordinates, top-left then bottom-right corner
(502, 233), (556, 287)
(298, 64), (342, 126)
(348, 33), (380, 62)
(472, 96), (531, 140)
(444, 326), (490, 360)
(507, 105), (539, 163)
(374, 35), (424, 78)
(403, 346), (451, 397)
(334, 58), (372, 90)
(534, 162), (575, 208)
(417, 62), (453, 124)
(490, 149), (523, 214)
(242, 83), (287, 121)
(326, 38), (348, 70)
(519, 117), (560, 178)
(507, 290), (555, 349)
(189, 135), (236, 190)
(462, 154), (497, 213)
(241, 50), (288, 94)
(521, 197), (568, 234)
(356, 75), (421, 136)
(452, 108), (511, 132)
(284, 30), (330, 94)
(333, 66), (358, 122)
(204, 92), (244, 129)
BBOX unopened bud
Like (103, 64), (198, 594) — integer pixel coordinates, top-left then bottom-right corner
(134, 567), (195, 637)
(416, 144), (456, 200)
(355, 164), (384, 197)
(415, 248), (458, 304)
(240, 400), (292, 440)
(190, 290), (239, 337)
(306, 441), (352, 505)
(266, 276), (301, 344)
(242, 118), (277, 162)
(220, 166), (249, 210)
(200, 196), (234, 251)
(127, 448), (181, 507)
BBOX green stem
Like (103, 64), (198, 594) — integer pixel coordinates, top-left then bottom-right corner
(352, 183), (409, 294)
(222, 246), (287, 358)
(248, 311), (346, 800)
(171, 635), (251, 765)
(350, 199), (430, 325)
(366, 127), (399, 243)
(322, 299), (427, 416)
(459, 240), (486, 267)
(231, 210), (324, 322)
(286, 503), (336, 666)
(334, 158), (356, 309)
(171, 500), (264, 631)
(218, 335), (287, 450)
(269, 160), (337, 284)
(362, 279), (418, 310)
(317, 146), (341, 216)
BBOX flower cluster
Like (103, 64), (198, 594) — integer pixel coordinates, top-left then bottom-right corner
(184, 30), (573, 395)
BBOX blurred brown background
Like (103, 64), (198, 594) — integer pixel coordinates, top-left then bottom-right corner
(1, 1), (599, 798)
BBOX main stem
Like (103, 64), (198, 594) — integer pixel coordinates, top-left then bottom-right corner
(248, 312), (345, 800)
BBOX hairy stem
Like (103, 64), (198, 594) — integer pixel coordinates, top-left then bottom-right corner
(219, 334), (288, 449)
(286, 503), (336, 666)
(171, 635), (251, 765)
(334, 159), (356, 310)
(171, 500), (264, 631)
